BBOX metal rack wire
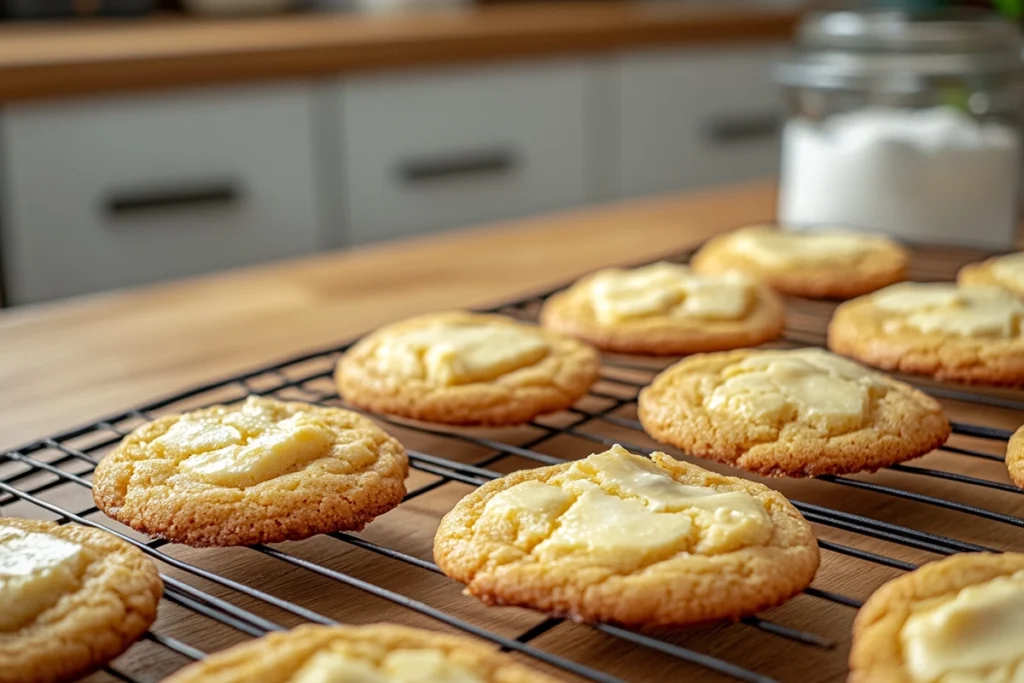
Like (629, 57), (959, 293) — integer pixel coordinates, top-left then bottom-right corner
(2, 243), (1022, 683)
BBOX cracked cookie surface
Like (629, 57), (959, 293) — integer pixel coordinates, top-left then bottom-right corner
(433, 445), (819, 627)
(691, 225), (908, 299)
(0, 517), (162, 683)
(92, 396), (408, 547)
(164, 623), (562, 683)
(540, 261), (784, 355)
(828, 282), (1024, 386)
(337, 311), (599, 426)
(849, 552), (1024, 683)
(958, 251), (1024, 297)
(638, 348), (949, 477)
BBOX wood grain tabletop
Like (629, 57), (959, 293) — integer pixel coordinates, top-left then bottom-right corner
(0, 2), (798, 101)
(0, 182), (778, 451)
(3, 181), (1021, 683)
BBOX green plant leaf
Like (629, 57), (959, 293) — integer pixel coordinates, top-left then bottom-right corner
(994, 0), (1024, 19)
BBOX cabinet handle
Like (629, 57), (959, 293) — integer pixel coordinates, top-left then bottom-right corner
(705, 113), (782, 145)
(104, 180), (242, 218)
(399, 149), (517, 184)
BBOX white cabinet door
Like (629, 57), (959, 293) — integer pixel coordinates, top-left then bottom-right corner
(333, 60), (596, 245)
(615, 46), (786, 198)
(1, 83), (324, 304)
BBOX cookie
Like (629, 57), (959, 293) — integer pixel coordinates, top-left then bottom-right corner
(638, 348), (949, 477)
(0, 517), (162, 683)
(93, 396), (408, 547)
(958, 251), (1024, 297)
(336, 311), (599, 426)
(433, 445), (819, 627)
(849, 552), (1024, 683)
(163, 623), (561, 683)
(691, 224), (908, 299)
(539, 261), (785, 355)
(828, 282), (1024, 386)
(1007, 425), (1024, 489)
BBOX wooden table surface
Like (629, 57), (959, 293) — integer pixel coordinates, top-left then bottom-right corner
(0, 183), (777, 450)
(3, 181), (1022, 683)
(0, 2), (798, 102)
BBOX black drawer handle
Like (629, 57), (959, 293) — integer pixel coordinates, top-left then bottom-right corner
(705, 113), (782, 144)
(399, 149), (517, 184)
(104, 180), (242, 217)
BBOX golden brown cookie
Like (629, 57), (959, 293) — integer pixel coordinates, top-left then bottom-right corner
(336, 311), (600, 426)
(828, 282), (1024, 386)
(1006, 425), (1024, 489)
(691, 224), (908, 299)
(163, 623), (562, 683)
(638, 348), (949, 477)
(539, 261), (785, 355)
(0, 517), (162, 683)
(958, 251), (1024, 297)
(849, 552), (1024, 683)
(92, 396), (408, 547)
(433, 445), (819, 627)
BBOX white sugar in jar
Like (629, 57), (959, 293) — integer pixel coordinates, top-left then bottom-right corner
(780, 107), (1020, 248)
(775, 10), (1024, 248)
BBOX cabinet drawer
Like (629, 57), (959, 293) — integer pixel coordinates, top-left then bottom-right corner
(1, 83), (324, 304)
(334, 61), (595, 244)
(615, 46), (785, 199)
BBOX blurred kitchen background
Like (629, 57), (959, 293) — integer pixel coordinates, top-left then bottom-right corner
(0, 0), (1020, 306)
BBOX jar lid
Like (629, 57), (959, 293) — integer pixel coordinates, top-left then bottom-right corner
(776, 9), (1024, 91)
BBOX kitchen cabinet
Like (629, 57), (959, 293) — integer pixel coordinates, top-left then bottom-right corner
(333, 60), (601, 245)
(0, 45), (786, 304)
(0, 83), (324, 305)
(614, 45), (785, 198)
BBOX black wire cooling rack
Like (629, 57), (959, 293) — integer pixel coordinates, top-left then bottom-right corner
(2, 243), (1023, 683)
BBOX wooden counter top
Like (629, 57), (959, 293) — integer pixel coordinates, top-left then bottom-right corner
(0, 182), (777, 449)
(0, 2), (798, 101)
(2, 182), (1023, 683)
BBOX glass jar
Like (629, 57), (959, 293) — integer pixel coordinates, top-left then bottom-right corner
(774, 10), (1024, 248)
